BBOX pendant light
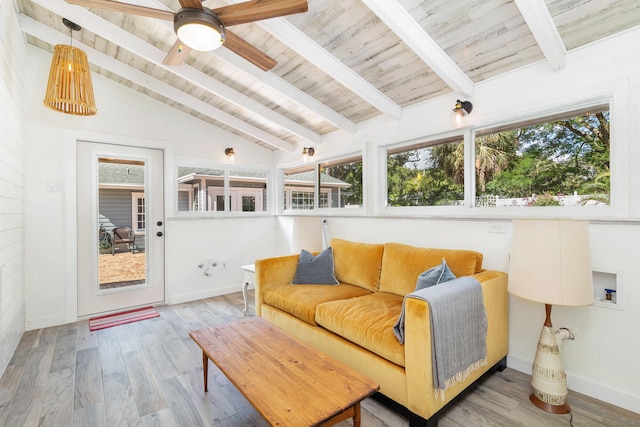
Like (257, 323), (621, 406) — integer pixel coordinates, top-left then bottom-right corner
(43, 18), (97, 116)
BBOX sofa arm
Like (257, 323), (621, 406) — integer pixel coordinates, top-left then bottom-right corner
(403, 270), (508, 419)
(254, 254), (300, 316)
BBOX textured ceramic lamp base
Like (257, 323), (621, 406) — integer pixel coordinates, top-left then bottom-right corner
(530, 325), (571, 414)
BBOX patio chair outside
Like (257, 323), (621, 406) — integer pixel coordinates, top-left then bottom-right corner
(111, 227), (136, 255)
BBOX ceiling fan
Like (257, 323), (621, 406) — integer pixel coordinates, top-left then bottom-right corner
(64, 0), (309, 71)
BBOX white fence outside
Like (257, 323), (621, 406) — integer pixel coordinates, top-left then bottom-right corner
(475, 193), (608, 207)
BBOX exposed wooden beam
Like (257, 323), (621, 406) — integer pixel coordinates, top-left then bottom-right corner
(64, 0), (174, 20)
(221, 1), (403, 120)
(18, 14), (295, 152)
(361, 0), (474, 98)
(514, 0), (566, 71)
(39, 0), (321, 145)
(212, 48), (357, 134)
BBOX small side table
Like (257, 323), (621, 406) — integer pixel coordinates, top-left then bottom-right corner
(241, 264), (255, 316)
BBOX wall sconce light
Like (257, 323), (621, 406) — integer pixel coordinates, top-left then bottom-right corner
(452, 99), (472, 126)
(43, 18), (97, 116)
(302, 147), (315, 162)
(224, 147), (235, 161)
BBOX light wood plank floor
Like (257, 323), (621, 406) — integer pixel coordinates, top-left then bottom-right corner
(1, 291), (638, 427)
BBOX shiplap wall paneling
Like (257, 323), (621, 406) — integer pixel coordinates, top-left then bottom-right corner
(0, 0), (27, 377)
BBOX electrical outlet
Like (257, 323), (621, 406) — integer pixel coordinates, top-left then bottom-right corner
(488, 222), (506, 234)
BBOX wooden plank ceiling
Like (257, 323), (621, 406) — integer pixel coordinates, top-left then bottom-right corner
(15, 0), (640, 152)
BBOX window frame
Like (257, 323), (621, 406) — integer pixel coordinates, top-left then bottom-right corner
(278, 151), (365, 215)
(380, 98), (619, 219)
(174, 160), (272, 217)
(131, 192), (145, 232)
(385, 134), (467, 209)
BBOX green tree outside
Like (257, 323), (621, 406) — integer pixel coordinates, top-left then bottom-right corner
(387, 110), (610, 206)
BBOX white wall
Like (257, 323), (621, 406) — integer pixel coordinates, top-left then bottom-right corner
(0, 0), (27, 377)
(22, 45), (279, 329)
(165, 216), (288, 304)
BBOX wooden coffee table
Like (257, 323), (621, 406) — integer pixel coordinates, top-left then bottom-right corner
(189, 317), (379, 426)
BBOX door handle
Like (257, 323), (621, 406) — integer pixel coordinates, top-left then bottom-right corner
(157, 231), (163, 237)
(157, 221), (163, 226)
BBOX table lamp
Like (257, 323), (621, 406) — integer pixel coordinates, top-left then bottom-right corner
(508, 219), (594, 414)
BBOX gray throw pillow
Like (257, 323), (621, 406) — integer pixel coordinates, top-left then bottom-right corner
(415, 258), (456, 291)
(291, 247), (339, 285)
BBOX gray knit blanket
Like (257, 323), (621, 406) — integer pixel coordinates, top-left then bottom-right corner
(393, 276), (487, 399)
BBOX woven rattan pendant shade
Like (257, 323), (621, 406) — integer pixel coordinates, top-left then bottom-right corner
(43, 44), (97, 116)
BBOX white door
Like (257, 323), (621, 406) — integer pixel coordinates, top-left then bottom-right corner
(77, 141), (165, 317)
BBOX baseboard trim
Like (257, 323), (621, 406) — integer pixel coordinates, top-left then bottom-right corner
(168, 285), (242, 305)
(26, 315), (68, 331)
(508, 355), (640, 414)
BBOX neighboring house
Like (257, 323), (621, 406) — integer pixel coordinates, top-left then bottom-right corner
(177, 167), (352, 212)
(98, 162), (146, 251)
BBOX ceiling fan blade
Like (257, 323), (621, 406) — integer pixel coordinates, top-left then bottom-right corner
(224, 30), (277, 71)
(162, 39), (192, 66)
(65, 0), (174, 21)
(178, 0), (204, 9)
(212, 0), (308, 27)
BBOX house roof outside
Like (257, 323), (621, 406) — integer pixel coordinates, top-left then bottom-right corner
(99, 162), (145, 187)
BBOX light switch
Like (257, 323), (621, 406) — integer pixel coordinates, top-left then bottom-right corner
(47, 181), (64, 192)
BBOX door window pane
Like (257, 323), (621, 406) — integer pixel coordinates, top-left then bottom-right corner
(98, 159), (146, 290)
(242, 195), (256, 211)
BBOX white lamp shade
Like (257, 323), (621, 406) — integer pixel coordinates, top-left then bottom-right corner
(508, 219), (594, 306)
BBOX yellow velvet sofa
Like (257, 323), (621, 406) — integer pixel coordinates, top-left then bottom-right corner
(255, 238), (509, 426)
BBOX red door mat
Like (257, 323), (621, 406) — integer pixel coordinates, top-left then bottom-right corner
(89, 306), (159, 331)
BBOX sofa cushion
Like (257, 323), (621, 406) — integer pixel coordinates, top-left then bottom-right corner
(291, 247), (339, 285)
(331, 238), (385, 291)
(379, 242), (483, 296)
(263, 283), (372, 326)
(315, 292), (405, 367)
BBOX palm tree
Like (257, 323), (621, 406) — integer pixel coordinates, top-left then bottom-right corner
(431, 133), (514, 193)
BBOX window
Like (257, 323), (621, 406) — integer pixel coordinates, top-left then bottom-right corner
(131, 193), (145, 231)
(209, 188), (264, 212)
(321, 156), (363, 208)
(282, 155), (362, 211)
(475, 107), (610, 207)
(386, 137), (464, 207)
(177, 165), (269, 213)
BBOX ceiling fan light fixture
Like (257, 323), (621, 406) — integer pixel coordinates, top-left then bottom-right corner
(175, 8), (225, 52)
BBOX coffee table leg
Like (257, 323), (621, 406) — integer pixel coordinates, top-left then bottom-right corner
(202, 350), (208, 392)
(353, 402), (361, 427)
